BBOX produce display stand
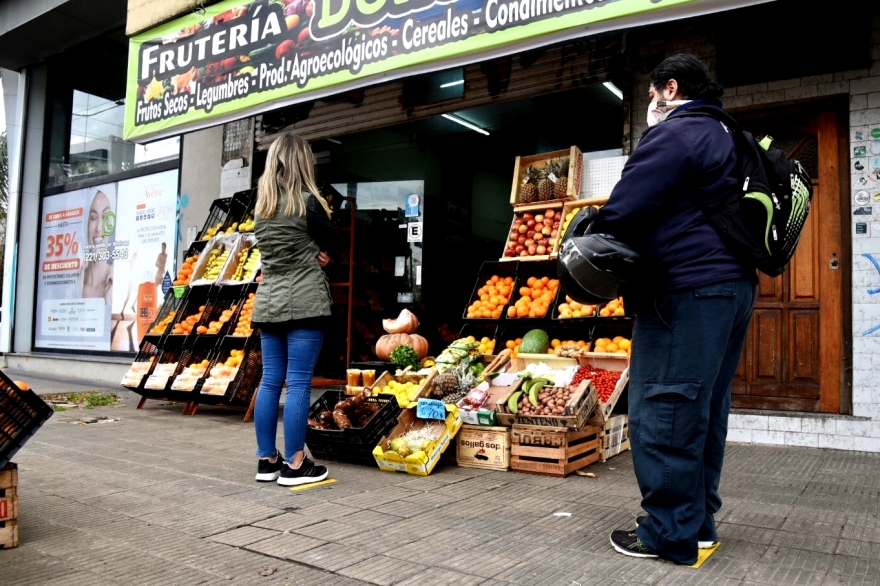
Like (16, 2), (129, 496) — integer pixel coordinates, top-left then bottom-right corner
(124, 189), (358, 419)
(0, 371), (53, 470)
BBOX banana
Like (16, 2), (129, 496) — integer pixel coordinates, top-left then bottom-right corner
(507, 391), (523, 414)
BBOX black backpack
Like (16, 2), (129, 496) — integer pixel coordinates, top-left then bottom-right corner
(668, 106), (813, 277)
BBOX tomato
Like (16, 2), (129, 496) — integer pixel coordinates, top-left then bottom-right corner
(275, 39), (295, 60)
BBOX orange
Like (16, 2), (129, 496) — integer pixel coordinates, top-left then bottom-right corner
(605, 343), (619, 353)
(619, 339), (631, 350)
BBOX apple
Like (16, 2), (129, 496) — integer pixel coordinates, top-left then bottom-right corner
(545, 210), (555, 219)
(551, 229), (558, 237)
(518, 224), (528, 234)
(536, 245), (547, 255)
(526, 230), (535, 239)
(541, 226), (552, 236)
(519, 250), (530, 257)
(535, 214), (544, 223)
(528, 244), (537, 255)
(523, 213), (534, 220)
(504, 248), (516, 257)
(524, 238), (535, 247)
(526, 219), (536, 228)
(543, 218), (553, 227)
(517, 235), (527, 244)
(513, 218), (523, 226)
(515, 244), (525, 253)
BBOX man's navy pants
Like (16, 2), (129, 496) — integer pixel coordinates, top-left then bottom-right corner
(630, 279), (756, 565)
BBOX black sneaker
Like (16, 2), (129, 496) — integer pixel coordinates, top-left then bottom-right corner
(255, 455), (283, 482)
(610, 530), (659, 558)
(277, 457), (329, 487)
(635, 516), (717, 549)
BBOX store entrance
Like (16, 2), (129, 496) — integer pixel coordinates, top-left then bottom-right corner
(731, 105), (846, 413)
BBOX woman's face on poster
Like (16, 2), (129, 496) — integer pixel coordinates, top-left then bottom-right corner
(88, 191), (111, 247)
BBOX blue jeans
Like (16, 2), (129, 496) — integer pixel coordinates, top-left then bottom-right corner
(254, 328), (324, 464)
(630, 279), (756, 565)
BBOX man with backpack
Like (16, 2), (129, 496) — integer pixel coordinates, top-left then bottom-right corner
(591, 54), (759, 565)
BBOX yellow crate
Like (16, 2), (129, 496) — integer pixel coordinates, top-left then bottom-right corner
(372, 405), (462, 476)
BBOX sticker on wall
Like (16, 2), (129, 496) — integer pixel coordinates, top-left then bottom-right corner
(859, 253), (880, 335)
(873, 157), (880, 179)
(855, 145), (868, 157)
(404, 193), (421, 218)
(407, 222), (423, 243)
(855, 175), (875, 188)
(871, 140), (880, 156)
(872, 127), (880, 139)
(855, 191), (871, 205)
(855, 222), (870, 237)
(854, 160), (865, 172)
(874, 221), (880, 232)
(854, 206), (872, 215)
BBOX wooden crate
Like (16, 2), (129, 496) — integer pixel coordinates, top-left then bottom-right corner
(0, 464), (18, 549)
(510, 146), (584, 205)
(598, 414), (630, 462)
(515, 380), (598, 430)
(550, 197), (610, 257)
(0, 463), (17, 490)
(511, 424), (600, 477)
(500, 202), (563, 262)
(1, 519), (19, 549)
(369, 369), (437, 407)
(456, 425), (510, 471)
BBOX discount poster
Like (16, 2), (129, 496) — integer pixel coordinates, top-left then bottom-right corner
(111, 170), (179, 351)
(34, 169), (179, 353)
(35, 183), (119, 351)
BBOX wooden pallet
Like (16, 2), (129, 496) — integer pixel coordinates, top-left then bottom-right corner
(510, 424), (600, 477)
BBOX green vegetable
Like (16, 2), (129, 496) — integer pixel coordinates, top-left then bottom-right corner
(390, 344), (421, 371)
(520, 329), (550, 354)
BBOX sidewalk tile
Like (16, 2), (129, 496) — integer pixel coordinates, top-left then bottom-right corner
(207, 526), (280, 546)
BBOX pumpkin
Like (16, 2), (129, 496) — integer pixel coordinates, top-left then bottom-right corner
(376, 333), (429, 360)
(382, 309), (420, 334)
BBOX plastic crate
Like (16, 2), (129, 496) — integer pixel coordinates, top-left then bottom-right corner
(227, 283), (258, 337)
(140, 335), (191, 399)
(197, 335), (262, 407)
(221, 189), (256, 233)
(141, 288), (189, 344)
(306, 391), (401, 466)
(196, 197), (232, 241)
(121, 338), (164, 391)
(505, 260), (558, 322)
(163, 286), (214, 341)
(167, 336), (221, 398)
(0, 372), (54, 469)
(462, 261), (518, 320)
(188, 284), (249, 340)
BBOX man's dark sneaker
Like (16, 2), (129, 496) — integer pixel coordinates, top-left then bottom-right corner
(277, 457), (329, 486)
(635, 515), (717, 549)
(255, 456), (283, 482)
(610, 530), (659, 558)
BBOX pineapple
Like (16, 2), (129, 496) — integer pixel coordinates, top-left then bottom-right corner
(554, 157), (569, 199)
(538, 164), (555, 202)
(519, 166), (538, 204)
(432, 371), (458, 398)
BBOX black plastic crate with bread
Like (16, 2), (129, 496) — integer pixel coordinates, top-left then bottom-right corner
(198, 335), (263, 406)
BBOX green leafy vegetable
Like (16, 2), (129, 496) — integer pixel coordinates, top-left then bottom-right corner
(390, 344), (421, 371)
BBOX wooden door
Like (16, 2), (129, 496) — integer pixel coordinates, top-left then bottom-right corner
(732, 110), (844, 412)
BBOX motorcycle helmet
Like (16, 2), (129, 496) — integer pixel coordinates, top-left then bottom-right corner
(556, 206), (642, 305)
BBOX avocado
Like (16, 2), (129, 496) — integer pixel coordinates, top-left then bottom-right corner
(520, 329), (550, 354)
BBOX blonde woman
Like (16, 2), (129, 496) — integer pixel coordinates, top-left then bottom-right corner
(252, 133), (337, 486)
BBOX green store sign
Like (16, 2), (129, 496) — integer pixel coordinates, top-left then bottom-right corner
(124, 0), (730, 141)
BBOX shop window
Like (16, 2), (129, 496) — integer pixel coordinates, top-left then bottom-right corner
(43, 28), (180, 191)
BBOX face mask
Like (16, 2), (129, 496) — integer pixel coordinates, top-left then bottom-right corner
(646, 99), (692, 127)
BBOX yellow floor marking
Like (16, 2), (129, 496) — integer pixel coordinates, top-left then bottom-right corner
(289, 478), (337, 491)
(688, 542), (721, 568)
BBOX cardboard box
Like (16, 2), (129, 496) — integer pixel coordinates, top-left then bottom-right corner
(369, 369), (437, 408)
(456, 425), (510, 470)
(372, 405), (462, 476)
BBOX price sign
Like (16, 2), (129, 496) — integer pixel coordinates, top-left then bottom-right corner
(416, 398), (448, 421)
(45, 232), (80, 258)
